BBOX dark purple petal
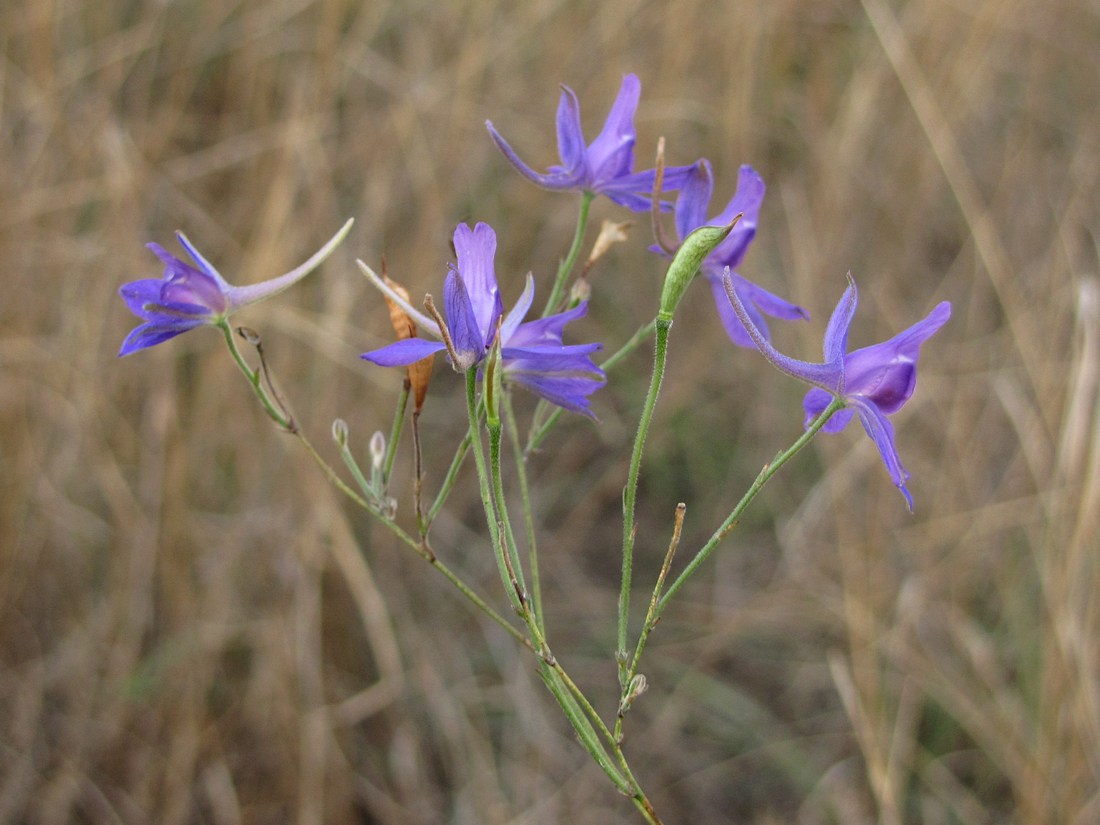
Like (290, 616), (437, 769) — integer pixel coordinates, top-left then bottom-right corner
(453, 223), (502, 337)
(506, 301), (589, 348)
(674, 160), (714, 241)
(842, 301), (951, 412)
(503, 372), (606, 419)
(708, 166), (766, 269)
(361, 338), (446, 367)
(118, 320), (205, 356)
(600, 168), (693, 212)
(708, 270), (808, 347)
(502, 343), (604, 370)
(850, 398), (913, 511)
(443, 270), (485, 369)
(145, 243), (228, 314)
(120, 279), (169, 316)
(586, 74), (639, 183)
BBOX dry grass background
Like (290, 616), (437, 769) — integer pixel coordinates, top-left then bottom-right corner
(2, 0), (1098, 822)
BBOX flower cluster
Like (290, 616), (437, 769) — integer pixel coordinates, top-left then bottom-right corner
(118, 73), (949, 507)
(361, 222), (606, 418)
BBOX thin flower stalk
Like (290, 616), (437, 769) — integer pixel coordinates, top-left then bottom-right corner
(504, 393), (545, 631)
(657, 398), (845, 614)
(618, 317), (671, 680)
(542, 191), (594, 317)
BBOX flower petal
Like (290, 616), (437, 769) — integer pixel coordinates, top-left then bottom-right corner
(841, 301), (950, 412)
(823, 275), (858, 367)
(586, 74), (639, 184)
(506, 301), (589, 348)
(452, 222), (501, 338)
(850, 397), (914, 511)
(674, 160), (714, 241)
(555, 85), (589, 178)
(361, 338), (446, 367)
(709, 165), (766, 269)
(500, 273), (535, 343)
(444, 270), (485, 369)
(118, 320), (205, 356)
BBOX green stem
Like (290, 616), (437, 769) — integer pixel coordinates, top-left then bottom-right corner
(220, 322), (528, 651)
(657, 398), (845, 613)
(382, 382), (410, 486)
(428, 431), (471, 524)
(504, 393), (544, 631)
(219, 321), (292, 430)
(541, 191), (594, 317)
(465, 369), (520, 612)
(618, 318), (672, 682)
(489, 418), (527, 597)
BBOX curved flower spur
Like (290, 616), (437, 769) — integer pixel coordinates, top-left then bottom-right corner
(486, 73), (695, 212)
(723, 272), (951, 510)
(360, 222), (606, 418)
(117, 220), (354, 356)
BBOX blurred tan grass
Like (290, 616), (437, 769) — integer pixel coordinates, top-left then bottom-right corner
(1, 0), (1098, 822)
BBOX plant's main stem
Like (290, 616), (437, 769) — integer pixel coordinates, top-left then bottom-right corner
(618, 317), (672, 682)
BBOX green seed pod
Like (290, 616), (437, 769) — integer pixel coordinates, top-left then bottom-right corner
(657, 217), (739, 322)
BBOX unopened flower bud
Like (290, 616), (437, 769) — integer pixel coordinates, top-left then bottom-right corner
(369, 431), (386, 471)
(331, 418), (349, 447)
(657, 217), (739, 322)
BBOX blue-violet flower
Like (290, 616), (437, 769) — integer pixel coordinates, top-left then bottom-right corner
(361, 222), (606, 417)
(118, 220), (353, 356)
(486, 73), (693, 212)
(670, 160), (807, 346)
(723, 271), (950, 510)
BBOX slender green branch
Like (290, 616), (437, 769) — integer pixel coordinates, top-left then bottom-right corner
(541, 191), (594, 317)
(658, 398), (845, 612)
(489, 418), (527, 596)
(428, 431), (471, 524)
(615, 502), (686, 745)
(220, 322), (528, 650)
(219, 321), (292, 429)
(618, 318), (672, 683)
(382, 381), (410, 486)
(465, 369), (521, 613)
(504, 393), (544, 631)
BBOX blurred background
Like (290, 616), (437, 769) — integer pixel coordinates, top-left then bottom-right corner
(2, 0), (1098, 822)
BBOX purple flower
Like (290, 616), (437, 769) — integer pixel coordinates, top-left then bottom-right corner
(486, 73), (694, 212)
(670, 160), (807, 346)
(723, 272), (951, 510)
(118, 220), (353, 356)
(362, 222), (606, 417)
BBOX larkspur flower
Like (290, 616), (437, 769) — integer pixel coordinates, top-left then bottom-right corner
(361, 222), (606, 417)
(723, 271), (951, 510)
(486, 73), (694, 212)
(118, 220), (353, 356)
(668, 160), (807, 346)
